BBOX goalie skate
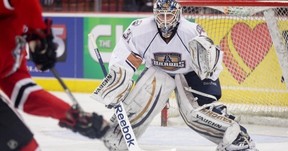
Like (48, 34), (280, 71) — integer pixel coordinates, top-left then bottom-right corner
(217, 130), (258, 151)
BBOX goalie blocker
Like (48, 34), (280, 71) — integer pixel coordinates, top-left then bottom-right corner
(91, 64), (134, 108)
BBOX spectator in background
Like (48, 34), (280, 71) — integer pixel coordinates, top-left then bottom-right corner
(139, 0), (153, 12)
(40, 0), (54, 6)
(123, 0), (153, 12)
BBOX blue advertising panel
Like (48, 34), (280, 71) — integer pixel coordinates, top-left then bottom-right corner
(27, 16), (84, 78)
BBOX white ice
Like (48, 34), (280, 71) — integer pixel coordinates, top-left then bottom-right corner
(21, 92), (288, 151)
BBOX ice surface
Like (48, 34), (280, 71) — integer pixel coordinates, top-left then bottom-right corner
(20, 92), (288, 151)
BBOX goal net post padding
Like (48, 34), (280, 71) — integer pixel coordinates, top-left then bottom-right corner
(162, 0), (288, 127)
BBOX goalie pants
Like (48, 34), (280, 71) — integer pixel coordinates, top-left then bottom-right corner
(184, 71), (221, 105)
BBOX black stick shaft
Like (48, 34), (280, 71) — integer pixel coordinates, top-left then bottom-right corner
(50, 67), (82, 110)
(93, 47), (107, 76)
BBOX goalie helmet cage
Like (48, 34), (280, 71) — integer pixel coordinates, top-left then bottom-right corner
(161, 0), (288, 127)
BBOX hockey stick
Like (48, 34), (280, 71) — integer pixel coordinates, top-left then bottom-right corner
(88, 33), (176, 151)
(88, 33), (142, 151)
(50, 67), (82, 111)
(88, 33), (107, 77)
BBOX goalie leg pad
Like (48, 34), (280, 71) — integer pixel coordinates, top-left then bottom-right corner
(103, 67), (175, 151)
(175, 74), (240, 145)
(175, 74), (258, 150)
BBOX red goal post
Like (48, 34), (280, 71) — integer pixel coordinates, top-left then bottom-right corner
(161, 0), (288, 127)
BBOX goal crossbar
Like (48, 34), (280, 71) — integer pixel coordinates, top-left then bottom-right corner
(178, 0), (288, 7)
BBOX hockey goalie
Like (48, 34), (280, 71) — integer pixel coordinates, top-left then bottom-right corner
(91, 0), (258, 151)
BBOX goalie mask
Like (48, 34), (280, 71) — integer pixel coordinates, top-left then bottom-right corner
(189, 36), (222, 80)
(153, 0), (182, 38)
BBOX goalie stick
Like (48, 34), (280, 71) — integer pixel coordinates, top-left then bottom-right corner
(88, 33), (141, 151)
(88, 33), (107, 77)
(88, 33), (176, 151)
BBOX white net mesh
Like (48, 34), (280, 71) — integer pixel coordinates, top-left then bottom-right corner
(167, 2), (288, 127)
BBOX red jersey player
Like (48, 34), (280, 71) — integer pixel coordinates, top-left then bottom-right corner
(0, 0), (109, 150)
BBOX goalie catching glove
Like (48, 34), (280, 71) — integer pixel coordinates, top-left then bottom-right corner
(59, 105), (110, 139)
(91, 64), (134, 108)
(189, 36), (223, 80)
(26, 18), (57, 71)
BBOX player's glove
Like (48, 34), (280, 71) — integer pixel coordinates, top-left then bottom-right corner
(58, 105), (110, 139)
(26, 18), (57, 71)
(188, 36), (223, 80)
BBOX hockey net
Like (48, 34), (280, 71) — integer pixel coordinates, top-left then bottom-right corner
(164, 0), (288, 127)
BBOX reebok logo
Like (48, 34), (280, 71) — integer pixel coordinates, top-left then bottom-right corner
(114, 104), (135, 147)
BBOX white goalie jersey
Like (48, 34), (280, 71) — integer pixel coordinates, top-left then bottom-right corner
(109, 16), (223, 80)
